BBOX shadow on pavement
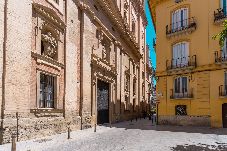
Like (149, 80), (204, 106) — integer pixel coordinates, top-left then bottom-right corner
(171, 143), (227, 151)
(100, 118), (227, 135)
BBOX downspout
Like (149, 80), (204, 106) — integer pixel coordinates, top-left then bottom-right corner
(63, 0), (68, 118)
(79, 3), (85, 130)
(1, 0), (8, 144)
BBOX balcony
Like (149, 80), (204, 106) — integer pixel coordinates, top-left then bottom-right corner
(166, 55), (197, 71)
(214, 51), (227, 64)
(170, 89), (194, 99)
(166, 17), (197, 38)
(214, 8), (227, 24)
(219, 85), (227, 97)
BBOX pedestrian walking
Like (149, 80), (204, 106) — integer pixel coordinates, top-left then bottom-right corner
(151, 111), (154, 125)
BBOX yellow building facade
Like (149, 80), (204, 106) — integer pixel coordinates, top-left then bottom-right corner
(149, 0), (227, 128)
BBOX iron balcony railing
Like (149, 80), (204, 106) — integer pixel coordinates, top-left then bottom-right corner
(166, 55), (197, 70)
(214, 50), (227, 63)
(214, 8), (227, 22)
(166, 17), (197, 35)
(219, 85), (227, 97)
(170, 88), (194, 99)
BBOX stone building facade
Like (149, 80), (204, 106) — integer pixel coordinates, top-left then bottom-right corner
(0, 0), (149, 144)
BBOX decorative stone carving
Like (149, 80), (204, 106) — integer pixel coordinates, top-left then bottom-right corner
(33, 3), (66, 31)
(101, 35), (111, 62)
(41, 32), (58, 58)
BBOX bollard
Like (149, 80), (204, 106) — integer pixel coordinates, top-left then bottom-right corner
(11, 134), (16, 151)
(131, 119), (132, 122)
(94, 124), (96, 132)
(109, 121), (112, 128)
(136, 117), (137, 121)
(67, 127), (71, 139)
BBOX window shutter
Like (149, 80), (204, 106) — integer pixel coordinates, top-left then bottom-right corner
(182, 77), (188, 93)
(181, 9), (184, 27)
(177, 10), (181, 29)
(173, 44), (177, 66)
(221, 0), (223, 9)
(180, 43), (185, 66)
(174, 78), (178, 93)
(222, 38), (227, 58)
(176, 43), (181, 66)
(174, 77), (181, 94)
(223, 0), (227, 15)
(183, 8), (188, 27)
(184, 42), (189, 65)
(177, 78), (180, 93)
(225, 72), (227, 86)
(224, 72), (227, 94)
(172, 12), (175, 31)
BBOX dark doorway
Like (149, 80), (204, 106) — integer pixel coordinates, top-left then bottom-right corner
(222, 104), (227, 128)
(97, 80), (109, 124)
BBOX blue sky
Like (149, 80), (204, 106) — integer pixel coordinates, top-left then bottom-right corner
(145, 0), (156, 69)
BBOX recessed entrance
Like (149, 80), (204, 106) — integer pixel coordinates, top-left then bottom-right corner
(97, 80), (109, 124)
(222, 103), (227, 128)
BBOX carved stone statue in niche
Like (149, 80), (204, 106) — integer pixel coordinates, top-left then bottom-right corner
(101, 36), (111, 62)
(41, 31), (58, 58)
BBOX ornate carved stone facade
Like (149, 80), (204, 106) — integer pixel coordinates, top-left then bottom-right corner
(0, 0), (150, 144)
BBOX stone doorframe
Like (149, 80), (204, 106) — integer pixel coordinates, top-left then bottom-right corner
(91, 54), (117, 126)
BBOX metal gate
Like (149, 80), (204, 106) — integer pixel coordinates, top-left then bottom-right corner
(222, 104), (227, 128)
(97, 80), (109, 124)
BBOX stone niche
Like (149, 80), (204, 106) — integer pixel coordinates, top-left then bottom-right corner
(41, 30), (58, 59)
(32, 3), (65, 62)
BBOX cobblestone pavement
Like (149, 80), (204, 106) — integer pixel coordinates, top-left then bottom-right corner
(1, 119), (227, 151)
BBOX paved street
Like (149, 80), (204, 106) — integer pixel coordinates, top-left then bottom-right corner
(1, 119), (227, 151)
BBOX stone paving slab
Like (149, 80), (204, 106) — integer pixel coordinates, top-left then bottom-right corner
(1, 119), (227, 151)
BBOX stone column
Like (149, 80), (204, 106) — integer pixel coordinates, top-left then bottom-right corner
(115, 46), (121, 115)
(129, 59), (133, 112)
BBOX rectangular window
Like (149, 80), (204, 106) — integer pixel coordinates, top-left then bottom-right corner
(174, 77), (188, 94)
(172, 42), (189, 67)
(172, 8), (188, 31)
(40, 73), (55, 108)
(175, 105), (187, 115)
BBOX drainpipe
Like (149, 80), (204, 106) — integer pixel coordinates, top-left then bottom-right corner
(1, 0), (8, 144)
(79, 2), (85, 130)
(63, 0), (68, 119)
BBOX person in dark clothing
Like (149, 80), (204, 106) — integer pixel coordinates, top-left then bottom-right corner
(151, 111), (154, 125)
(142, 110), (146, 119)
